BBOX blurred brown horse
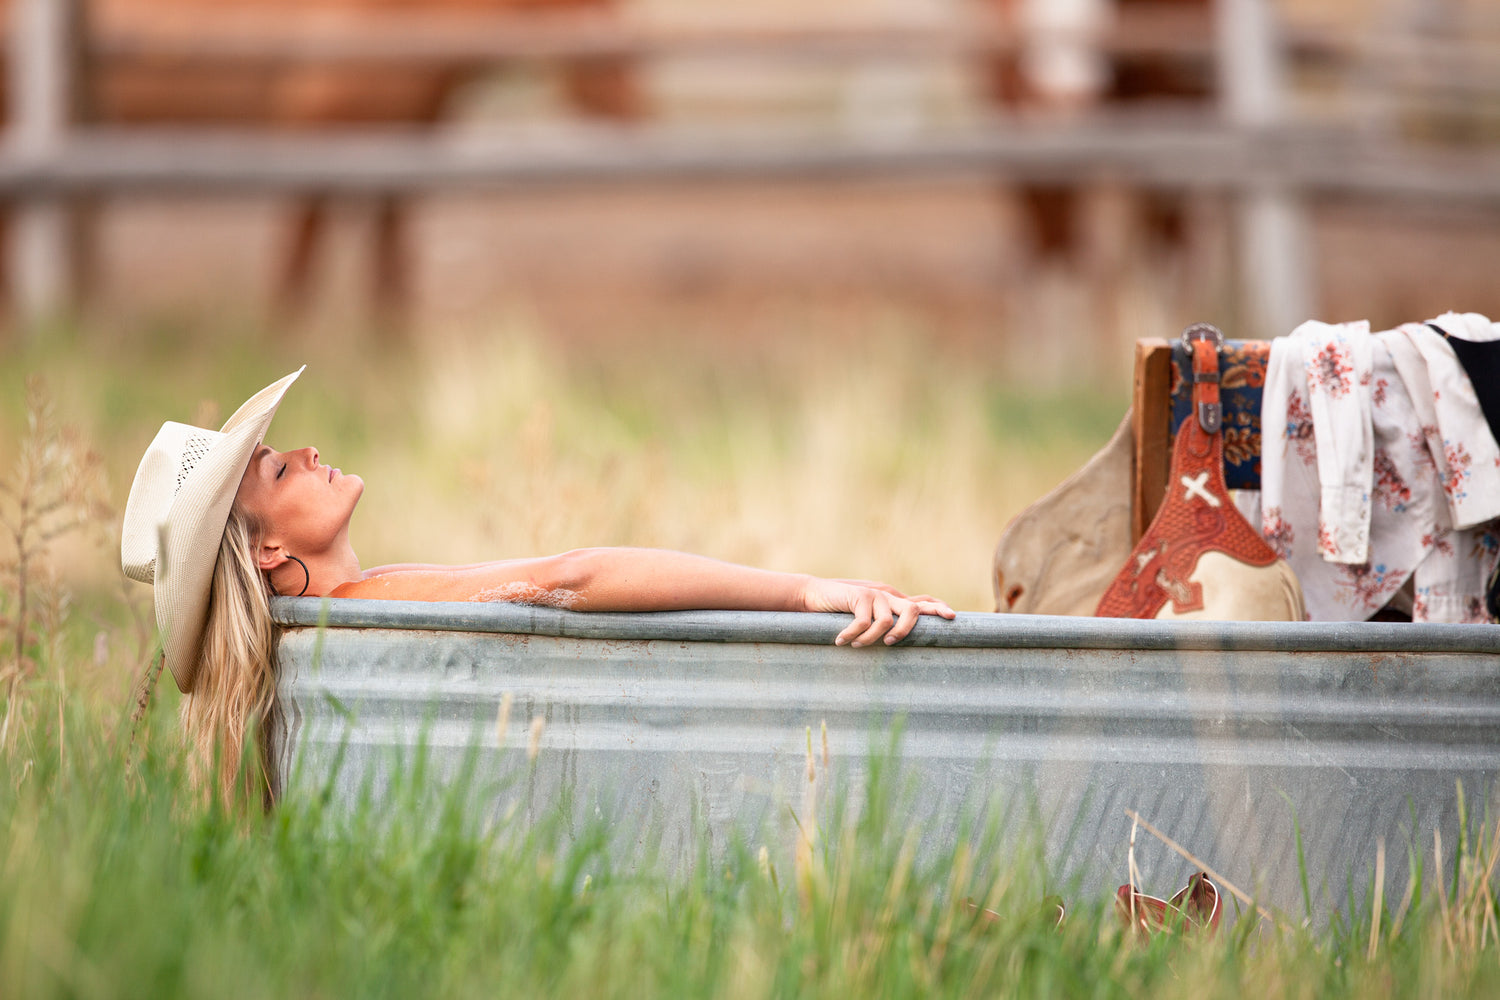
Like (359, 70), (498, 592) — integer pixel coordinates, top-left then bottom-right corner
(980, 0), (1213, 263)
(6, 0), (641, 327)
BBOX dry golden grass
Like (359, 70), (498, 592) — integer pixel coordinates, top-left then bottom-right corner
(0, 377), (119, 747)
(2, 307), (1128, 645)
(351, 316), (1125, 614)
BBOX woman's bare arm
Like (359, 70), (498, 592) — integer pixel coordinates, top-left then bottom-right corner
(334, 547), (954, 646)
(360, 561), (498, 576)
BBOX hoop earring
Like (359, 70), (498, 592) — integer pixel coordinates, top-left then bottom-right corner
(280, 555), (310, 598)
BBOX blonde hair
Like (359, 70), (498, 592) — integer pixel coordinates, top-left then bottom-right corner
(179, 505), (282, 810)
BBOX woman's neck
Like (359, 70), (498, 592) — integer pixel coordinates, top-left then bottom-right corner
(270, 544), (363, 599)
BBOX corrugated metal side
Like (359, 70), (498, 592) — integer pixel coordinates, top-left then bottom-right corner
(274, 601), (1500, 918)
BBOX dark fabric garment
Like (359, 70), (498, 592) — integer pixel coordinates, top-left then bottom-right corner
(1488, 552), (1500, 624)
(1429, 322), (1500, 446)
(1487, 554), (1500, 624)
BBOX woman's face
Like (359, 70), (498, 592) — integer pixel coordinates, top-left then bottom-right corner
(234, 444), (364, 559)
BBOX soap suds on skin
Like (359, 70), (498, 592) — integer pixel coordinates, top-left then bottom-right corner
(470, 582), (584, 610)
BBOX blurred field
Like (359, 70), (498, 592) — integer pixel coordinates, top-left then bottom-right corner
(10, 314), (1500, 998)
(5, 0), (1498, 666)
(86, 185), (1500, 347)
(0, 308), (1128, 645)
(3, 1), (1500, 992)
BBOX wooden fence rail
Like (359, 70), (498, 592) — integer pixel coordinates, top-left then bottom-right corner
(2, 121), (1497, 202)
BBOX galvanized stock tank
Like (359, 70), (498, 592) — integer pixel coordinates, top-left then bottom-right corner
(273, 598), (1500, 919)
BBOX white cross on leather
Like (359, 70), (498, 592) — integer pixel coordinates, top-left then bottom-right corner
(1180, 472), (1222, 507)
(1133, 541), (1164, 573)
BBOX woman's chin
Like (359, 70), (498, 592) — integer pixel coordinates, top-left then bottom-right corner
(339, 476), (366, 521)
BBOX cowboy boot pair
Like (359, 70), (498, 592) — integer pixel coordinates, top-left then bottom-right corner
(1115, 871), (1221, 938)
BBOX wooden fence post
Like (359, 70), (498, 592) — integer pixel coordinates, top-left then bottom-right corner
(8, 0), (83, 332)
(1216, 0), (1312, 339)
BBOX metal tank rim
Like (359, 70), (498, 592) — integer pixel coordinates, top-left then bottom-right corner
(271, 596), (1500, 654)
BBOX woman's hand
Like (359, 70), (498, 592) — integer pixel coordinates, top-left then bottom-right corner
(801, 577), (956, 647)
(831, 578), (947, 605)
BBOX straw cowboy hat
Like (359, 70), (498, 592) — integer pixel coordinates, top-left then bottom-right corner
(121, 367), (304, 693)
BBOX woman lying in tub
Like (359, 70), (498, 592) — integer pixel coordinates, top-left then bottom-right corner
(122, 368), (953, 803)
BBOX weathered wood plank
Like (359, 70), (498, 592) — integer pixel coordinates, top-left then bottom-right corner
(7, 0), (84, 329)
(0, 122), (1498, 202)
(1132, 338), (1173, 544)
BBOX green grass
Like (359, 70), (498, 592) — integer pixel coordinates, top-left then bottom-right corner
(7, 683), (1500, 1000)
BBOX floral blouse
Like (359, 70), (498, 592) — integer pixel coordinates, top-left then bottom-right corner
(1255, 316), (1500, 622)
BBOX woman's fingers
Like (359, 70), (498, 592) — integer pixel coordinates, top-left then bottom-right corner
(825, 582), (956, 647)
(835, 591), (894, 648)
(850, 593), (897, 648)
(919, 598), (958, 619)
(907, 594), (950, 609)
(835, 590), (875, 646)
(884, 600), (922, 644)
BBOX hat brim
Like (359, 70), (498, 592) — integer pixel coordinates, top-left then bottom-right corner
(156, 367), (303, 692)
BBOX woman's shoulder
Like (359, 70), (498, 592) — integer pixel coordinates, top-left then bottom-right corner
(330, 556), (573, 602)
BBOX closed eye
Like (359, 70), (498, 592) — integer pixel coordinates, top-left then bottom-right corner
(276, 463), (286, 480)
